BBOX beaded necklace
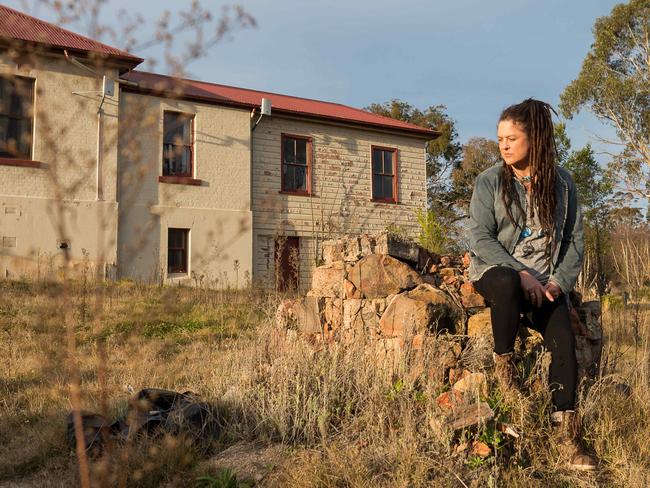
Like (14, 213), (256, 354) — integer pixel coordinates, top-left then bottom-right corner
(519, 175), (532, 184)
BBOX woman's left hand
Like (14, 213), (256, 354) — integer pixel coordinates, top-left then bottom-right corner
(544, 281), (562, 300)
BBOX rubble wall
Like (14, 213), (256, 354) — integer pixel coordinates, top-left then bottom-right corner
(277, 233), (603, 385)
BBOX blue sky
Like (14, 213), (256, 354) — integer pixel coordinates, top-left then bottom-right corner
(8, 0), (621, 151)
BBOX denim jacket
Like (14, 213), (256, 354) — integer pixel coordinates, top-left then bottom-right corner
(468, 163), (584, 293)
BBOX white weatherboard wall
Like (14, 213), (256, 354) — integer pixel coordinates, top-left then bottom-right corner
(0, 53), (120, 279)
(0, 51), (428, 288)
(117, 92), (253, 286)
(251, 115), (429, 290)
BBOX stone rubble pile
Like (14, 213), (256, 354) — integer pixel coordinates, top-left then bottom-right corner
(276, 232), (603, 431)
(277, 233), (482, 344)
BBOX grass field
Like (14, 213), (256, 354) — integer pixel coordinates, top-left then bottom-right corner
(0, 279), (648, 487)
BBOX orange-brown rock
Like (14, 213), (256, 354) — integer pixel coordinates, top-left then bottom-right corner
(347, 254), (422, 299)
(344, 279), (361, 299)
(374, 233), (420, 263)
(323, 298), (343, 332)
(310, 261), (346, 298)
(436, 389), (465, 410)
(379, 284), (460, 337)
(322, 240), (344, 264)
(461, 293), (485, 309)
(443, 275), (459, 286)
(448, 368), (470, 385)
(444, 401), (494, 430)
(276, 297), (323, 334)
(470, 441), (492, 458)
(411, 334), (424, 350)
(452, 372), (488, 398)
(343, 298), (387, 337)
(459, 281), (475, 297)
(438, 267), (460, 277)
(467, 308), (492, 337)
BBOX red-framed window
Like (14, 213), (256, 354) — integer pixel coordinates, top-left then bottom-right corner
(163, 111), (194, 177)
(371, 146), (398, 203)
(168, 228), (189, 274)
(0, 76), (34, 160)
(281, 133), (312, 195)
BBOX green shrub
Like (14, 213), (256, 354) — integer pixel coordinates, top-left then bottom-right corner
(195, 469), (254, 488)
(415, 208), (449, 254)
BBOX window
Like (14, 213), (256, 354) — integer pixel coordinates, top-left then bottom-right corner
(371, 146), (397, 203)
(0, 76), (34, 159)
(281, 134), (312, 194)
(163, 112), (193, 177)
(168, 228), (189, 274)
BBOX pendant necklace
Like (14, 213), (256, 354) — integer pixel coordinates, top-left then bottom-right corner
(518, 174), (533, 239)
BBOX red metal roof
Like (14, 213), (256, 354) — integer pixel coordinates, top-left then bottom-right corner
(0, 6), (436, 137)
(0, 4), (143, 65)
(124, 71), (439, 138)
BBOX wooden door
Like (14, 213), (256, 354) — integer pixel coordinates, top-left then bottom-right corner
(275, 236), (300, 292)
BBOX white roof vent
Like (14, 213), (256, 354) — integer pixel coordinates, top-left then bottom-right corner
(261, 98), (272, 116)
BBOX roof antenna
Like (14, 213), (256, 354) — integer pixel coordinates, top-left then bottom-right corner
(252, 97), (271, 131)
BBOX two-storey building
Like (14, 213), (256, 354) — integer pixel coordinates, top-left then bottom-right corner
(0, 5), (437, 290)
(0, 5), (142, 279)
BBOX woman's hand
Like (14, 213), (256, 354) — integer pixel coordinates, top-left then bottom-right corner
(519, 270), (554, 307)
(544, 281), (562, 300)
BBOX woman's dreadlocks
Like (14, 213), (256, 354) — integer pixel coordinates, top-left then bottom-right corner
(499, 98), (558, 258)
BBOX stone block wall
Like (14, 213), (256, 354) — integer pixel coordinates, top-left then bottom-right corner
(277, 233), (603, 385)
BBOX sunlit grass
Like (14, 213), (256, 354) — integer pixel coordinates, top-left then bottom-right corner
(0, 279), (648, 486)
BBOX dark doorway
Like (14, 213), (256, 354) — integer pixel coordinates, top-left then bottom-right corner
(275, 236), (300, 292)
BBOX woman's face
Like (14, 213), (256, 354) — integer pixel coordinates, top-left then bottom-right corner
(497, 119), (530, 169)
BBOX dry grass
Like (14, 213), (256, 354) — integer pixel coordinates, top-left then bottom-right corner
(0, 279), (649, 487)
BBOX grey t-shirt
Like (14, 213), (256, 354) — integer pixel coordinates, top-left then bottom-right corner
(512, 194), (550, 283)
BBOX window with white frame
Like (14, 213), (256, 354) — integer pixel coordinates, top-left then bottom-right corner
(162, 111), (194, 177)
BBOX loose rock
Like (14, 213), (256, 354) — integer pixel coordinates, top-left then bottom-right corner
(467, 309), (492, 337)
(347, 254), (422, 299)
(374, 232), (420, 263)
(310, 261), (346, 298)
(470, 441), (492, 458)
(452, 372), (488, 398)
(379, 284), (459, 337)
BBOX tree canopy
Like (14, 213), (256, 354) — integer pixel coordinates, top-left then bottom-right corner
(451, 137), (501, 214)
(559, 0), (650, 199)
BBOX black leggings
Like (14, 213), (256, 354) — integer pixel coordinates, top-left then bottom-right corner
(473, 266), (577, 410)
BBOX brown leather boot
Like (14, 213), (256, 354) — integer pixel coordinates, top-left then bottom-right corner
(493, 352), (518, 392)
(551, 410), (598, 471)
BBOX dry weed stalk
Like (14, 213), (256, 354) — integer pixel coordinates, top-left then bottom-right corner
(611, 235), (650, 292)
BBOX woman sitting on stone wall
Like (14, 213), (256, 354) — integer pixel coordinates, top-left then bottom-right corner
(468, 98), (597, 471)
